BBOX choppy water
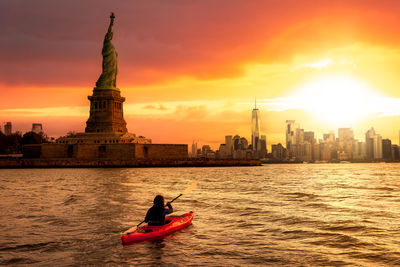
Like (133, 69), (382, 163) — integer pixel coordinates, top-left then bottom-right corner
(1, 164), (400, 266)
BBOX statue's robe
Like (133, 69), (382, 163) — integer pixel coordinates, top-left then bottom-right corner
(96, 19), (118, 89)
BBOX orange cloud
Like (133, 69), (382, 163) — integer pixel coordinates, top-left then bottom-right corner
(2, 1), (400, 88)
(143, 104), (168, 111)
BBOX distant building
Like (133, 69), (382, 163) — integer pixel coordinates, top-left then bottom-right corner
(225, 135), (233, 157)
(286, 120), (299, 159)
(251, 101), (260, 151)
(373, 135), (383, 160)
(286, 120), (298, 152)
(295, 128), (304, 145)
(202, 145), (212, 156)
(304, 131), (315, 144)
(285, 120), (315, 160)
(382, 139), (392, 161)
(365, 127), (382, 160)
(233, 135), (240, 150)
(312, 143), (320, 161)
(338, 128), (354, 160)
(240, 137), (248, 150)
(271, 143), (287, 160)
(260, 135), (267, 158)
(191, 141), (198, 158)
(200, 145), (216, 158)
(353, 140), (367, 160)
(320, 143), (332, 161)
(303, 131), (318, 161)
(365, 127), (376, 160)
(303, 142), (312, 162)
(392, 145), (399, 161)
(216, 134), (253, 160)
(4, 122), (12, 135)
(206, 151), (216, 159)
(289, 127), (308, 161)
(217, 144), (227, 158)
(32, 123), (43, 134)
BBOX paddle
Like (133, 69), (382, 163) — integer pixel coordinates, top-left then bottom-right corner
(123, 182), (197, 234)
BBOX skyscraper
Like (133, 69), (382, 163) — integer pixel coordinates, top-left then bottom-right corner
(365, 127), (376, 160)
(260, 135), (267, 158)
(251, 100), (260, 151)
(225, 135), (233, 157)
(382, 139), (392, 160)
(323, 132), (335, 143)
(338, 128), (354, 160)
(191, 141), (198, 158)
(365, 127), (382, 160)
(304, 131), (315, 144)
(286, 120), (298, 150)
(373, 135), (382, 160)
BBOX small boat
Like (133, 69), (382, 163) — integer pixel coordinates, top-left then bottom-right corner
(121, 211), (194, 245)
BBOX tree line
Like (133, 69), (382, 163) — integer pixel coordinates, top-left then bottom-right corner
(0, 131), (49, 154)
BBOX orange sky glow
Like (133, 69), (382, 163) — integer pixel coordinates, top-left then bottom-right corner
(2, 1), (400, 149)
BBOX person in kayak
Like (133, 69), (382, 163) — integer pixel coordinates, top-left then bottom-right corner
(144, 195), (173, 226)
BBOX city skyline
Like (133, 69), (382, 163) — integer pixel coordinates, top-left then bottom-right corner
(2, 112), (400, 152)
(3, 1), (400, 148)
(189, 115), (398, 161)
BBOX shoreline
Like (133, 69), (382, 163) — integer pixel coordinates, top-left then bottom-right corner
(261, 159), (399, 164)
(0, 158), (261, 169)
(0, 158), (397, 169)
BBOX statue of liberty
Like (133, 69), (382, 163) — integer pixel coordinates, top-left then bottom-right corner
(96, 12), (118, 89)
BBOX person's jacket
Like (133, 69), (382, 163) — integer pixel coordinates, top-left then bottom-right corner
(144, 203), (173, 226)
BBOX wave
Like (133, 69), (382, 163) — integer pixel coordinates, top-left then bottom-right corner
(0, 241), (56, 252)
(0, 257), (38, 265)
(63, 194), (79, 205)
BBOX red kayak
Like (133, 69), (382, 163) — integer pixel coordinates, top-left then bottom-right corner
(121, 211), (194, 244)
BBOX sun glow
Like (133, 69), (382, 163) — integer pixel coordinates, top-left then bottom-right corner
(293, 76), (381, 126)
(263, 75), (392, 127)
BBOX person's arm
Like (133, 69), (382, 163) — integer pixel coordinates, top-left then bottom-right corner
(144, 209), (151, 222)
(164, 202), (173, 215)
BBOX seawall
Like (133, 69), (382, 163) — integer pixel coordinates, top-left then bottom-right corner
(0, 158), (261, 168)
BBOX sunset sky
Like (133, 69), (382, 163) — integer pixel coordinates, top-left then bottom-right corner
(2, 0), (400, 149)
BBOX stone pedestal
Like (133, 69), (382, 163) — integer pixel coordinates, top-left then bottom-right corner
(85, 88), (128, 133)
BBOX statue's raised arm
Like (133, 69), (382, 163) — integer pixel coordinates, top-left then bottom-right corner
(95, 12), (118, 90)
(105, 12), (115, 41)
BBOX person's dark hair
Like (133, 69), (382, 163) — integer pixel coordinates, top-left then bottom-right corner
(154, 195), (164, 206)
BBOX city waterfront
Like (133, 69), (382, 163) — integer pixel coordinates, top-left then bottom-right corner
(1, 164), (399, 266)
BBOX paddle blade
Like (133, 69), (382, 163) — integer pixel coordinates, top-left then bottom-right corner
(182, 182), (197, 195)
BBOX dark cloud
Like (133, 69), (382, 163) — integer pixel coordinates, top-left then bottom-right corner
(1, 0), (400, 87)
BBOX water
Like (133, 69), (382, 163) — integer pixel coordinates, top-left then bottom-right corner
(1, 164), (400, 266)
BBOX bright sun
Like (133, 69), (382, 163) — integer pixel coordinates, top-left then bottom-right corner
(289, 75), (380, 127)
